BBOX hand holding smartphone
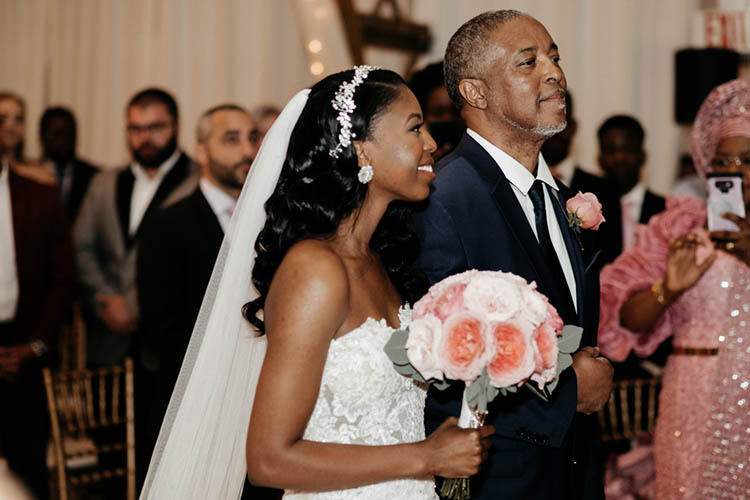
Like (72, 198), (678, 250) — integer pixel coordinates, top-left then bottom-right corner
(707, 173), (745, 231)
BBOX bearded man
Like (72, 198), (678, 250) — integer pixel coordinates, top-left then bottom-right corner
(74, 87), (198, 367)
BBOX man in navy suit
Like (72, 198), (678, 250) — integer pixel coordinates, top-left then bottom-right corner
(414, 10), (613, 499)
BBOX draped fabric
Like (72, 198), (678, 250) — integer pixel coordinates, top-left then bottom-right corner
(2, 0), (696, 191)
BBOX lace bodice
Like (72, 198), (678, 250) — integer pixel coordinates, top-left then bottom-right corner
(283, 307), (438, 500)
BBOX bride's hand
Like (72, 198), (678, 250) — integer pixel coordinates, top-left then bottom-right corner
(421, 417), (494, 478)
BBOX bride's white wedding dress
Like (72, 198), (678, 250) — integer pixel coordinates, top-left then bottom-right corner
(283, 306), (438, 499)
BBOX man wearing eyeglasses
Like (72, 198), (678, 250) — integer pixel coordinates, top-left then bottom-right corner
(74, 87), (199, 368)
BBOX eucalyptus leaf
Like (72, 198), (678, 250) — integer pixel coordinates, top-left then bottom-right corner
(433, 378), (451, 391)
(486, 384), (499, 403)
(465, 379), (483, 403)
(558, 325), (583, 353)
(525, 382), (549, 403)
(383, 329), (410, 365)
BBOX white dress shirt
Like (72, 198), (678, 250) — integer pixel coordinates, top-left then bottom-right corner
(0, 160), (19, 321)
(129, 150), (180, 236)
(199, 178), (237, 233)
(467, 128), (578, 311)
(620, 183), (646, 251)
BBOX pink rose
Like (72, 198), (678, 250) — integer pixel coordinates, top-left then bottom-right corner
(520, 285), (548, 326)
(432, 282), (467, 321)
(567, 191), (605, 230)
(438, 312), (488, 382)
(413, 292), (434, 320)
(406, 314), (444, 381)
(462, 274), (521, 321)
(486, 322), (535, 388)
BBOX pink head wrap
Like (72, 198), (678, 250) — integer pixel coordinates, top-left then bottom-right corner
(691, 78), (750, 179)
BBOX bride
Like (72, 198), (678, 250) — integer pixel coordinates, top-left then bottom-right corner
(141, 66), (492, 500)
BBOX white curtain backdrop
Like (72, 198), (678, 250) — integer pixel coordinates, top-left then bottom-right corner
(1, 0), (700, 192)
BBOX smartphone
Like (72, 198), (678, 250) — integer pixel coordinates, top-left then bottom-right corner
(706, 172), (745, 231)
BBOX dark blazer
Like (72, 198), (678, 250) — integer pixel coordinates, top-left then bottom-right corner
(5, 169), (75, 348)
(74, 152), (199, 366)
(569, 170), (665, 266)
(136, 187), (224, 387)
(414, 133), (602, 500)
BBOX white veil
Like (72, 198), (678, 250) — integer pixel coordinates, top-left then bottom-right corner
(140, 89), (310, 500)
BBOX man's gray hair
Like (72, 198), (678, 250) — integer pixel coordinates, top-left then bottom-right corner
(444, 10), (526, 110)
(196, 103), (249, 143)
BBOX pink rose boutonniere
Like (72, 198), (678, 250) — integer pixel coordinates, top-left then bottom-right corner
(566, 191), (605, 231)
(565, 191), (605, 251)
(385, 270), (583, 500)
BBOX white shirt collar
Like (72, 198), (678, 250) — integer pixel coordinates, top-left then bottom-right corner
(466, 128), (558, 195)
(200, 178), (236, 216)
(621, 182), (646, 206)
(130, 149), (181, 182)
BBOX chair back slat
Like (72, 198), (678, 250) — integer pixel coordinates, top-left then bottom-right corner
(598, 377), (661, 442)
(98, 371), (108, 426)
(43, 358), (135, 500)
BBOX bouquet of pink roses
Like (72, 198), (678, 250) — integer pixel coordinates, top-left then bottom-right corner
(385, 269), (582, 500)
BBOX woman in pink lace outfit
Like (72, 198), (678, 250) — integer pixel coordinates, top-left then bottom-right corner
(599, 78), (750, 499)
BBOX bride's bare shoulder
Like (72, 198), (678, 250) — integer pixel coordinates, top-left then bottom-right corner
(269, 239), (349, 312)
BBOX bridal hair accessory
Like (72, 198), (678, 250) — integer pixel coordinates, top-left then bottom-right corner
(358, 165), (374, 184)
(329, 65), (380, 159)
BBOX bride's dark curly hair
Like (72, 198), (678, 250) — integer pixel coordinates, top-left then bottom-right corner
(243, 68), (429, 333)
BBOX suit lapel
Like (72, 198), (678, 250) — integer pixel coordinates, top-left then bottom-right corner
(192, 188), (225, 243)
(132, 153), (190, 242)
(550, 182), (588, 324)
(116, 168), (135, 248)
(8, 170), (30, 265)
(458, 135), (579, 323)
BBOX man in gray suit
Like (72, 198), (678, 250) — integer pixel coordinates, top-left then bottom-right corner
(74, 87), (199, 367)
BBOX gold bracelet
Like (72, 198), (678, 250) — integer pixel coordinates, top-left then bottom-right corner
(651, 278), (670, 305)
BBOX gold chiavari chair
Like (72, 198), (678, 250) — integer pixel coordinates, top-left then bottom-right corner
(43, 358), (135, 500)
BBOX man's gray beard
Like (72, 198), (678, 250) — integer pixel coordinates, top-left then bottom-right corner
(502, 105), (567, 138)
(532, 120), (567, 137)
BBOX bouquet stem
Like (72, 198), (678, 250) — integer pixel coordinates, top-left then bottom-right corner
(439, 388), (486, 500)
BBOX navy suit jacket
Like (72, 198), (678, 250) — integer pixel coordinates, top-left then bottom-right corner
(413, 133), (602, 499)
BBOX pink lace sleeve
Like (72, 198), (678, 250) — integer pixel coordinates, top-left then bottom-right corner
(598, 196), (706, 361)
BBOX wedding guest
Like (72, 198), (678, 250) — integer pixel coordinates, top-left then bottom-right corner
(136, 104), (275, 497)
(141, 67), (492, 500)
(39, 106), (99, 224)
(408, 61), (464, 160)
(74, 87), (199, 368)
(595, 115), (665, 265)
(0, 92), (25, 165)
(599, 77), (750, 499)
(0, 153), (75, 500)
(414, 10), (612, 500)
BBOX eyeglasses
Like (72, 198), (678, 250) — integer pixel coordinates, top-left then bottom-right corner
(710, 156), (750, 168)
(126, 121), (172, 136)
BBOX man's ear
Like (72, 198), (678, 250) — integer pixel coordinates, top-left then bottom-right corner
(194, 142), (207, 167)
(353, 141), (371, 167)
(458, 79), (488, 110)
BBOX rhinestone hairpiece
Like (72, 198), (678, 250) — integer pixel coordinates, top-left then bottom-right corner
(329, 65), (379, 159)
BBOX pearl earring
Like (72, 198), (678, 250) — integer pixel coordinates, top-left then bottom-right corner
(358, 165), (374, 184)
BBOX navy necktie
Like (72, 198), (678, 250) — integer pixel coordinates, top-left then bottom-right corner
(528, 180), (575, 313)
